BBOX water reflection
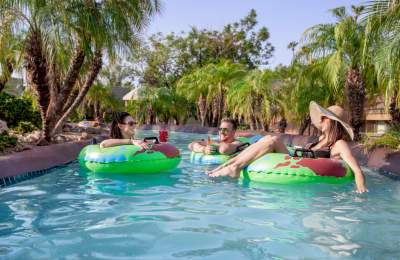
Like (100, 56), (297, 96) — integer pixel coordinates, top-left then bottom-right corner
(81, 169), (181, 196)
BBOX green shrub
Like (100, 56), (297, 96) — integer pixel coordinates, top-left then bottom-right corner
(13, 121), (38, 134)
(0, 92), (41, 129)
(237, 124), (250, 131)
(365, 130), (400, 150)
(0, 133), (17, 152)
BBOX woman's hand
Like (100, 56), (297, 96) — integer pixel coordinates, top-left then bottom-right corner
(334, 140), (368, 194)
(355, 175), (368, 194)
(131, 139), (150, 149)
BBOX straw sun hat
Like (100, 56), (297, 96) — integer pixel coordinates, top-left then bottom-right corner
(309, 101), (354, 140)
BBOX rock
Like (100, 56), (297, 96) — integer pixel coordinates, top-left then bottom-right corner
(24, 130), (42, 143)
(0, 120), (9, 134)
(54, 135), (67, 143)
(81, 132), (89, 139)
(84, 127), (101, 134)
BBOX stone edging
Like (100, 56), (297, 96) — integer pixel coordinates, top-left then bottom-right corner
(0, 140), (90, 187)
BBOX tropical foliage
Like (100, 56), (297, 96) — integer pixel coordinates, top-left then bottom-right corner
(0, 92), (41, 129)
(0, 0), (160, 144)
(2, 2), (400, 148)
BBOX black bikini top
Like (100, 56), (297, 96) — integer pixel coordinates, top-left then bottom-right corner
(305, 141), (331, 158)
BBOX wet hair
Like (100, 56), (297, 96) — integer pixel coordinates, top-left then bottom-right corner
(221, 118), (237, 131)
(110, 112), (131, 139)
(325, 120), (350, 148)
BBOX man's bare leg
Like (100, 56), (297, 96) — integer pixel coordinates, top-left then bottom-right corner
(207, 135), (288, 178)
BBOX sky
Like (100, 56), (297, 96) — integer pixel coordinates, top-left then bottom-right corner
(145, 0), (363, 67)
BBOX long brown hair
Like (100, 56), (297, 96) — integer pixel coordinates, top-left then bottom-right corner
(325, 120), (350, 148)
(110, 112), (131, 139)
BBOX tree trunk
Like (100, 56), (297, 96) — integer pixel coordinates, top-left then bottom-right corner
(212, 95), (219, 127)
(262, 120), (269, 131)
(278, 117), (287, 133)
(249, 113), (257, 131)
(389, 90), (400, 129)
(0, 59), (13, 92)
(51, 49), (103, 136)
(299, 115), (311, 135)
(197, 94), (207, 127)
(46, 43), (85, 131)
(24, 29), (51, 145)
(345, 68), (366, 140)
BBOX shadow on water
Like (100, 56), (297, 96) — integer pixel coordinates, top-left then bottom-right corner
(79, 168), (181, 196)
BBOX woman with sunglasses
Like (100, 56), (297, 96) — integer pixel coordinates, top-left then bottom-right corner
(208, 102), (367, 193)
(100, 112), (148, 149)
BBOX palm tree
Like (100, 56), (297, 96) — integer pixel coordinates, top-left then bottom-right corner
(226, 69), (273, 130)
(287, 41), (298, 60)
(300, 6), (370, 140)
(177, 65), (214, 127)
(0, 29), (23, 92)
(363, 0), (400, 128)
(0, 0), (160, 144)
(204, 61), (247, 126)
(84, 83), (122, 122)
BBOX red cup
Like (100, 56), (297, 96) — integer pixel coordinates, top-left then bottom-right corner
(159, 129), (168, 142)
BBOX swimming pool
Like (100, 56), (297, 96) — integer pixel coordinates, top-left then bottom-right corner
(1, 131), (399, 259)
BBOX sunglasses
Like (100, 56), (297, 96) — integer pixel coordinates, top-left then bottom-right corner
(218, 127), (231, 133)
(122, 121), (137, 127)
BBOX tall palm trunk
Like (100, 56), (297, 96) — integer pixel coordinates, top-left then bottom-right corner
(51, 49), (103, 136)
(278, 117), (287, 133)
(46, 43), (85, 132)
(299, 114), (311, 135)
(24, 29), (51, 144)
(345, 68), (366, 140)
(211, 95), (219, 127)
(0, 59), (13, 92)
(389, 90), (400, 129)
(262, 120), (269, 131)
(197, 94), (207, 127)
(218, 91), (225, 125)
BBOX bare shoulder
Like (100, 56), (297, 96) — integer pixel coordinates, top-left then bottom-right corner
(332, 139), (350, 152)
(334, 139), (348, 147)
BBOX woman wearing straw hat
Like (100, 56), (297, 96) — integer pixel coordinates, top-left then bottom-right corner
(207, 101), (367, 193)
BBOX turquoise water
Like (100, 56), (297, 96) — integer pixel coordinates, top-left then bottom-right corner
(1, 131), (400, 259)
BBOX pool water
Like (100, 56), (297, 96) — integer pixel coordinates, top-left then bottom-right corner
(1, 131), (400, 259)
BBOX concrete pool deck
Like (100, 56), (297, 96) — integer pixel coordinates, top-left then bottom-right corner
(0, 125), (399, 185)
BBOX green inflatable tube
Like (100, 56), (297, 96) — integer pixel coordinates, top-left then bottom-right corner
(78, 143), (181, 174)
(190, 137), (251, 165)
(241, 153), (354, 184)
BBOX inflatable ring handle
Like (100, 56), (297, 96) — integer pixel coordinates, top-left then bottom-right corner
(236, 142), (250, 152)
(144, 137), (160, 144)
(293, 148), (316, 158)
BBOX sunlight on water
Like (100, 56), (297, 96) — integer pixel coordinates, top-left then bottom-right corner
(0, 131), (399, 259)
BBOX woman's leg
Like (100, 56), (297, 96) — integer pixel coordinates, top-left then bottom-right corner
(208, 135), (288, 178)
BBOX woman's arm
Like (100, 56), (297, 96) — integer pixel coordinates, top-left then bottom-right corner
(334, 140), (368, 193)
(100, 139), (131, 148)
(100, 139), (148, 149)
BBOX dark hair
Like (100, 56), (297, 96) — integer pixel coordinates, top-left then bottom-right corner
(326, 120), (350, 148)
(221, 118), (237, 130)
(110, 112), (131, 139)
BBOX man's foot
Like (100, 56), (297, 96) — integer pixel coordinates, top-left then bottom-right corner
(207, 164), (241, 178)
